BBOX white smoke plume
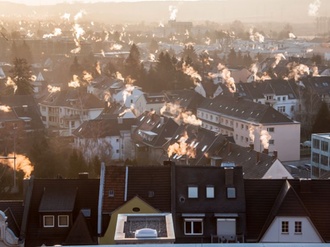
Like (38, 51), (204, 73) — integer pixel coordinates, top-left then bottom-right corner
(249, 125), (255, 143)
(286, 63), (310, 81)
(2, 153), (34, 179)
(60, 13), (70, 21)
(217, 63), (236, 93)
(308, 0), (321, 16)
(43, 28), (62, 39)
(180, 111), (202, 126)
(47, 85), (61, 93)
(0, 105), (11, 112)
(167, 131), (196, 159)
(169, 5), (178, 21)
(5, 77), (17, 94)
(68, 75), (80, 88)
(249, 28), (264, 43)
(260, 129), (271, 150)
(182, 62), (202, 85)
(272, 53), (286, 68)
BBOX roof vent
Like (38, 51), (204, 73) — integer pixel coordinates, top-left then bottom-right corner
(135, 228), (158, 238)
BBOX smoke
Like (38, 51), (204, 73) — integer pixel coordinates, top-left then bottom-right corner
(60, 13), (71, 21)
(2, 153), (34, 179)
(180, 111), (202, 126)
(167, 131), (196, 159)
(5, 77), (17, 94)
(160, 102), (201, 126)
(249, 28), (264, 43)
(116, 72), (125, 81)
(0, 105), (11, 112)
(68, 75), (80, 88)
(43, 28), (62, 39)
(249, 125), (255, 143)
(169, 5), (178, 21)
(182, 62), (202, 85)
(83, 70), (93, 83)
(312, 65), (319, 76)
(272, 53), (286, 68)
(217, 63), (236, 93)
(47, 85), (61, 93)
(288, 32), (296, 39)
(260, 129), (271, 150)
(95, 61), (101, 75)
(286, 63), (310, 81)
(308, 0), (321, 16)
(122, 83), (135, 104)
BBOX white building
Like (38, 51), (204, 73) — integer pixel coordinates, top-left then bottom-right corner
(311, 133), (330, 178)
(197, 96), (301, 162)
(39, 88), (104, 136)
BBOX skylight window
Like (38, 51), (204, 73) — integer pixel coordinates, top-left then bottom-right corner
(140, 116), (145, 121)
(201, 145), (208, 152)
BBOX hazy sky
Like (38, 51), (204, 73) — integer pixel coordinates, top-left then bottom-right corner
(0, 0), (192, 4)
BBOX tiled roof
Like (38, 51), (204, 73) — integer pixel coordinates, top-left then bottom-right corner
(24, 178), (99, 247)
(245, 179), (330, 242)
(199, 96), (294, 124)
(0, 200), (24, 237)
(41, 88), (104, 109)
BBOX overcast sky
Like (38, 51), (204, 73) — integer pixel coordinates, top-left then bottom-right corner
(0, 0), (197, 4)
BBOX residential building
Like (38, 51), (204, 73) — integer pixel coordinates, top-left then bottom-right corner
(73, 115), (136, 162)
(310, 133), (330, 178)
(134, 92), (165, 117)
(22, 176), (99, 247)
(245, 179), (330, 243)
(38, 88), (104, 136)
(197, 95), (301, 161)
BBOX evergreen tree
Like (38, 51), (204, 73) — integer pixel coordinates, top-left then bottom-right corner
(155, 51), (177, 91)
(312, 102), (330, 133)
(9, 58), (33, 95)
(227, 48), (237, 67)
(182, 44), (198, 65)
(68, 149), (88, 178)
(124, 43), (141, 82)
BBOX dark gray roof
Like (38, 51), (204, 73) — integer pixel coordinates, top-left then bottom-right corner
(199, 95), (294, 124)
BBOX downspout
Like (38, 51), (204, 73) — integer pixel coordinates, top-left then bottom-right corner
(124, 166), (128, 201)
(97, 162), (105, 238)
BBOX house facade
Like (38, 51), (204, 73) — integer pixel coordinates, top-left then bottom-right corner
(310, 133), (330, 178)
(197, 96), (300, 161)
(39, 88), (104, 136)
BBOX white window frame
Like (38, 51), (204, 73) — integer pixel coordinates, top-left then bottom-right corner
(294, 221), (302, 234)
(184, 218), (203, 235)
(58, 215), (69, 227)
(43, 215), (55, 228)
(206, 186), (214, 198)
(281, 221), (289, 234)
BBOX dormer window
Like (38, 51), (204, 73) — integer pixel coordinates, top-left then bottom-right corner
(58, 215), (69, 227)
(227, 187), (236, 199)
(43, 215), (54, 227)
(206, 186), (214, 198)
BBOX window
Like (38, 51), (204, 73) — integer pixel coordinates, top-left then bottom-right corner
(313, 139), (320, 149)
(108, 189), (114, 197)
(188, 186), (198, 198)
(281, 221), (289, 233)
(295, 221), (302, 234)
(321, 155), (328, 166)
(312, 152), (319, 163)
(227, 187), (236, 199)
(58, 215), (69, 227)
(71, 121), (75, 128)
(291, 105), (295, 112)
(206, 186), (214, 198)
(321, 141), (329, 152)
(43, 215), (54, 228)
(278, 106), (285, 113)
(267, 127), (274, 132)
(282, 96), (286, 101)
(184, 218), (203, 235)
(269, 139), (275, 145)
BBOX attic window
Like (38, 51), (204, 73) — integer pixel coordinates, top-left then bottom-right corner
(227, 187), (236, 199)
(58, 215), (69, 227)
(188, 186), (198, 198)
(140, 116), (145, 121)
(201, 145), (208, 152)
(43, 215), (54, 228)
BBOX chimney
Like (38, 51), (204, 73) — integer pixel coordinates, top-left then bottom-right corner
(211, 156), (223, 166)
(249, 143), (254, 150)
(118, 117), (123, 124)
(225, 168), (234, 186)
(163, 160), (175, 166)
(263, 148), (268, 155)
(273, 150), (278, 159)
(256, 152), (260, 163)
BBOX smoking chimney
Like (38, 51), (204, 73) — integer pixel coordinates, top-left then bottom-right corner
(272, 150), (278, 159)
(263, 148), (268, 155)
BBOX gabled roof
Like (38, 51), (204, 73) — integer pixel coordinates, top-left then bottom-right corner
(0, 200), (24, 237)
(41, 88), (104, 109)
(163, 89), (205, 112)
(73, 117), (135, 138)
(199, 96), (294, 124)
(63, 211), (95, 245)
(245, 179), (330, 242)
(132, 111), (179, 148)
(215, 141), (279, 179)
(102, 165), (171, 214)
(164, 125), (228, 166)
(23, 177), (99, 247)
